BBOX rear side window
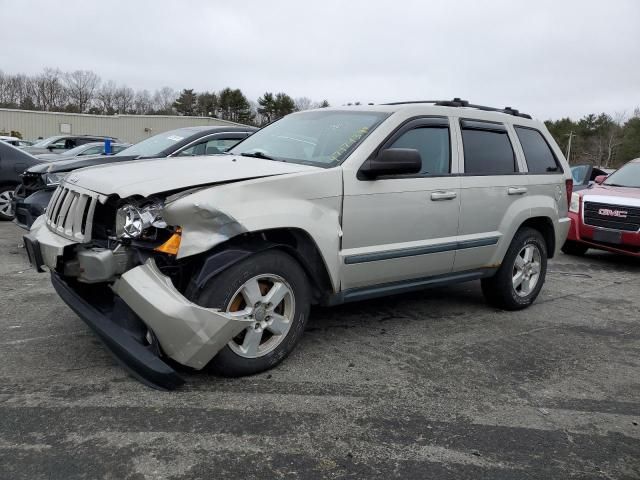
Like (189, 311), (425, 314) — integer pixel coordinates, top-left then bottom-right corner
(515, 127), (560, 173)
(462, 124), (516, 175)
(388, 127), (450, 175)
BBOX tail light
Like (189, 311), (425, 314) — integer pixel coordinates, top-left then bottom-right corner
(565, 178), (573, 207)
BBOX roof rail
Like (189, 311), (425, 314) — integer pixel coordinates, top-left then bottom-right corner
(382, 98), (532, 119)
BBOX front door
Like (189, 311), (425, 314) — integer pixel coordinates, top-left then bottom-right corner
(341, 117), (461, 290)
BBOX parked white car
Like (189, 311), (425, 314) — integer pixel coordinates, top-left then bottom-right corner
(25, 99), (572, 389)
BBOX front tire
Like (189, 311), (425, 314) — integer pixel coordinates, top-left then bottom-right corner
(481, 228), (548, 311)
(0, 185), (16, 221)
(189, 250), (311, 377)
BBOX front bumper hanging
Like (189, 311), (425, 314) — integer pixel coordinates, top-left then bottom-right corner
(51, 272), (185, 390)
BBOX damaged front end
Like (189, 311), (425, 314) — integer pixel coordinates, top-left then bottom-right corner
(24, 182), (253, 390)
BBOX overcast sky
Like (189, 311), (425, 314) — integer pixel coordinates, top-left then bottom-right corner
(1, 0), (639, 120)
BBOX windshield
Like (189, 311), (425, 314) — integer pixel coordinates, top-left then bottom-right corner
(229, 110), (389, 167)
(31, 136), (61, 148)
(115, 128), (196, 157)
(60, 144), (98, 156)
(603, 162), (640, 188)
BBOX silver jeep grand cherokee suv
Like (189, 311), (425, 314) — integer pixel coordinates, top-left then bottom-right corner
(24, 99), (572, 389)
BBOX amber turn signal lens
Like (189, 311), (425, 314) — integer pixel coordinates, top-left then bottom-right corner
(154, 228), (182, 255)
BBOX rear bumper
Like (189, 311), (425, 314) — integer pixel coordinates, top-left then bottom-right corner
(51, 272), (185, 390)
(566, 211), (640, 257)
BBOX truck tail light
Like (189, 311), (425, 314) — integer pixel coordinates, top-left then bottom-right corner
(565, 179), (573, 207)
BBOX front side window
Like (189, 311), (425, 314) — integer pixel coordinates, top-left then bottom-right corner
(462, 125), (516, 175)
(388, 127), (450, 175)
(176, 142), (206, 157)
(571, 165), (589, 185)
(81, 145), (104, 155)
(206, 138), (242, 154)
(515, 127), (559, 174)
(229, 110), (389, 167)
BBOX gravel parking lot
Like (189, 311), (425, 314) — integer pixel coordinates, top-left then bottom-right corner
(1, 221), (639, 480)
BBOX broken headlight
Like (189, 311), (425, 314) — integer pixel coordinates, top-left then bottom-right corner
(115, 203), (167, 239)
(44, 172), (68, 187)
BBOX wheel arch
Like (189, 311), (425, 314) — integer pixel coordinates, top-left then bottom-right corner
(187, 227), (336, 304)
(516, 216), (556, 258)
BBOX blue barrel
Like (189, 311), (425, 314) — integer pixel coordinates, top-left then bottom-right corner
(104, 138), (112, 155)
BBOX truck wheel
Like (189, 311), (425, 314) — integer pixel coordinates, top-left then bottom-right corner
(481, 227), (547, 311)
(191, 250), (311, 377)
(561, 240), (588, 256)
(0, 185), (16, 221)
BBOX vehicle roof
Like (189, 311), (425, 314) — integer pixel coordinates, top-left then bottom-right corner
(77, 141), (130, 147)
(175, 125), (258, 133)
(314, 101), (543, 126)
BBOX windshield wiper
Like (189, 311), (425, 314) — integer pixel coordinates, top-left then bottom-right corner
(240, 151), (276, 160)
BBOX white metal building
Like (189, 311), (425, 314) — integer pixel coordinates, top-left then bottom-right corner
(0, 108), (244, 144)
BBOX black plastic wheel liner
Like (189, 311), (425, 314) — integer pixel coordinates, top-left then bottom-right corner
(51, 272), (185, 391)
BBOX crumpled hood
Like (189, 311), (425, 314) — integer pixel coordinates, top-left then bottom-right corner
(27, 154), (138, 174)
(63, 155), (322, 197)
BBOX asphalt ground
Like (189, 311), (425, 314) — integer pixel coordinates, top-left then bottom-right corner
(0, 221), (639, 479)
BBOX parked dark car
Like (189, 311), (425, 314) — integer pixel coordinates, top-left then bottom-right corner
(22, 135), (119, 156)
(34, 142), (131, 161)
(571, 164), (615, 191)
(0, 141), (43, 220)
(13, 125), (256, 229)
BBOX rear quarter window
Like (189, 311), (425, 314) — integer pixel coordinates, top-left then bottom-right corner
(515, 127), (561, 174)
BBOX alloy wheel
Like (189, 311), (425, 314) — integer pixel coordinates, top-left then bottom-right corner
(226, 274), (295, 358)
(512, 244), (542, 297)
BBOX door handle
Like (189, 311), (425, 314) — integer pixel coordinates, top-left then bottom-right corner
(431, 191), (457, 201)
(507, 187), (528, 195)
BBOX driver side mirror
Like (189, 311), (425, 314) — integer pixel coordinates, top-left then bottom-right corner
(594, 175), (607, 184)
(359, 148), (422, 179)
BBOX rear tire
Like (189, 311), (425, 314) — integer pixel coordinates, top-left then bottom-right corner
(0, 185), (16, 221)
(189, 249), (311, 377)
(561, 240), (589, 256)
(481, 228), (547, 311)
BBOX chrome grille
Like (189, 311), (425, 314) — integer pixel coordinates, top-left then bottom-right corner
(45, 185), (97, 242)
(584, 201), (640, 232)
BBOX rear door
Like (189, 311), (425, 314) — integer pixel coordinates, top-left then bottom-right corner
(341, 117), (461, 289)
(513, 126), (566, 202)
(453, 119), (529, 272)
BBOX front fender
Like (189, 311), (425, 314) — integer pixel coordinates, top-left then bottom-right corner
(163, 168), (343, 291)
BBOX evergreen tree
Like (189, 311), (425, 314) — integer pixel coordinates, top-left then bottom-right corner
(173, 89), (197, 116)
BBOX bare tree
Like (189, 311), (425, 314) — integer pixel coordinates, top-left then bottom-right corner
(604, 111), (626, 167)
(294, 97), (313, 111)
(133, 89), (153, 114)
(152, 86), (177, 114)
(65, 70), (100, 113)
(97, 80), (118, 114)
(31, 68), (67, 111)
(114, 86), (135, 113)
